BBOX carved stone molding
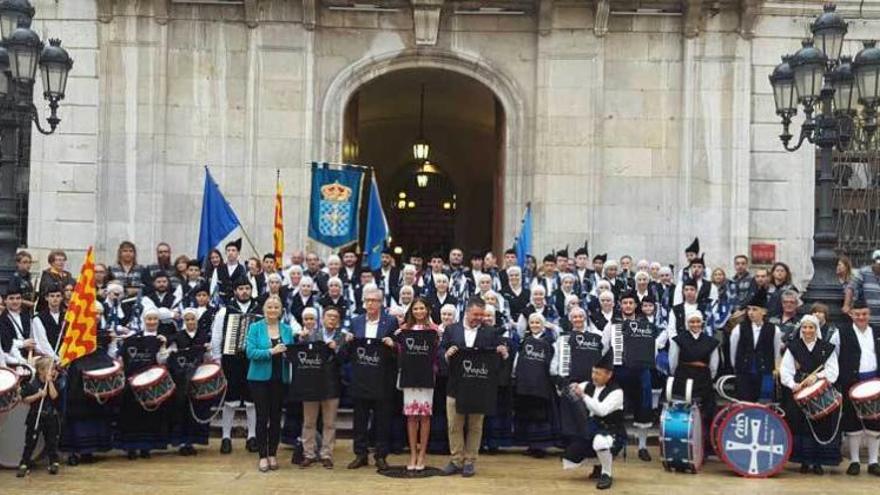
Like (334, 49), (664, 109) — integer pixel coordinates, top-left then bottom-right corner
(244, 0), (259, 28)
(739, 0), (761, 39)
(538, 0), (552, 37)
(303, 0), (317, 31)
(594, 0), (609, 38)
(683, 0), (704, 39)
(96, 0), (113, 23)
(412, 0), (444, 46)
(155, 0), (169, 25)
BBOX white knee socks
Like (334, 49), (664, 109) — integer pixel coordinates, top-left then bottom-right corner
(221, 404), (235, 439)
(245, 402), (256, 439)
(597, 449), (613, 476)
(867, 433), (880, 465)
(848, 433), (863, 464)
(637, 428), (648, 450)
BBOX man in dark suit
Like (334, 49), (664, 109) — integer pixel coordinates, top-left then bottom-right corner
(372, 249), (400, 307)
(440, 297), (509, 478)
(344, 287), (399, 471)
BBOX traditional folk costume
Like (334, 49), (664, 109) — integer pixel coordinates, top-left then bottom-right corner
(513, 328), (558, 455)
(780, 315), (841, 472)
(729, 288), (782, 403)
(167, 307), (214, 455)
(562, 351), (626, 490)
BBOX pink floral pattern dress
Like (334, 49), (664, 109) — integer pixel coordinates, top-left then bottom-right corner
(399, 323), (439, 417)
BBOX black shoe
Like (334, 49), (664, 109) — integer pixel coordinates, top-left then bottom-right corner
(245, 437), (258, 453)
(868, 463), (880, 476)
(127, 451), (138, 460)
(800, 464), (811, 474)
(847, 462), (860, 475)
(16, 464), (29, 478)
(291, 448), (304, 465)
(375, 457), (390, 471)
(220, 438), (232, 455)
(638, 448), (652, 462)
(813, 465), (824, 475)
(139, 450), (151, 459)
(67, 454), (79, 466)
(596, 473), (613, 490)
(48, 462), (59, 475)
(322, 458), (334, 469)
(588, 465), (602, 480)
(80, 453), (95, 464)
(347, 455), (368, 469)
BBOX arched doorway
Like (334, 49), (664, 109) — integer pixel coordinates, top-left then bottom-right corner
(343, 68), (504, 256)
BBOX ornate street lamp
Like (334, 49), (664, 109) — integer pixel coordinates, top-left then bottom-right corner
(768, 3), (880, 322)
(0, 0), (34, 40)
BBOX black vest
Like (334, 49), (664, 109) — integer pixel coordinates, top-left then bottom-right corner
(584, 382), (625, 434)
(37, 311), (64, 351)
(787, 337), (835, 383)
(735, 321), (777, 374)
(568, 330), (603, 383)
(837, 324), (880, 387)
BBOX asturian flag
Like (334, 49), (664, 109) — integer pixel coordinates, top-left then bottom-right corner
(59, 246), (99, 367)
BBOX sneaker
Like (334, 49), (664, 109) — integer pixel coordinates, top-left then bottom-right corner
(596, 473), (613, 490)
(220, 438), (232, 454)
(441, 462), (462, 476)
(246, 437), (258, 453)
(638, 448), (652, 462)
(588, 465), (602, 480)
(48, 462), (60, 475)
(347, 455), (368, 469)
(462, 462), (476, 477)
(847, 462), (861, 476)
(16, 464), (29, 478)
(868, 463), (880, 477)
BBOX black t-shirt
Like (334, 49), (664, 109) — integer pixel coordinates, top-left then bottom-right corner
(287, 342), (338, 401)
(451, 348), (501, 415)
(397, 330), (437, 388)
(348, 338), (391, 400)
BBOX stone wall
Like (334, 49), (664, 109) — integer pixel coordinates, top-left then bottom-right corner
(24, 0), (880, 287)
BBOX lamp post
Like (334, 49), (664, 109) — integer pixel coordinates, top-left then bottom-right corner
(0, 0), (74, 286)
(769, 3), (880, 322)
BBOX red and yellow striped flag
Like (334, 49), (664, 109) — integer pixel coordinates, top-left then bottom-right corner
(273, 170), (284, 265)
(59, 246), (99, 367)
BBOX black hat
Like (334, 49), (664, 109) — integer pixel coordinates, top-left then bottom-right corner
(381, 246), (394, 256)
(152, 270), (169, 281)
(543, 253), (556, 263)
(4, 285), (22, 297)
(574, 241), (589, 258)
(851, 299), (868, 310)
(746, 287), (768, 309)
(557, 245), (569, 258)
(689, 253), (705, 267)
(683, 277), (698, 289)
(470, 250), (484, 261)
(595, 350), (615, 371)
(641, 293), (656, 305)
(593, 253), (607, 263)
(225, 238), (242, 251)
(194, 282), (210, 295)
(42, 282), (63, 295)
(619, 290), (638, 303)
(187, 259), (201, 269)
(685, 237), (700, 255)
(233, 277), (252, 289)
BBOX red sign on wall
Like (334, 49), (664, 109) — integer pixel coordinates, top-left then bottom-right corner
(751, 243), (776, 265)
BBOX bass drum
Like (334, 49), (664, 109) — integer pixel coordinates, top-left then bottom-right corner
(0, 404), (44, 468)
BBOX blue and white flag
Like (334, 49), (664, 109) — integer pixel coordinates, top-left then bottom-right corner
(514, 203), (532, 268)
(308, 162), (365, 249)
(364, 172), (389, 271)
(197, 167), (241, 261)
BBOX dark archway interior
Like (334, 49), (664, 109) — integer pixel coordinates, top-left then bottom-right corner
(344, 68), (503, 257)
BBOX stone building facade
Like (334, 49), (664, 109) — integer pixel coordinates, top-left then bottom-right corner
(23, 0), (880, 283)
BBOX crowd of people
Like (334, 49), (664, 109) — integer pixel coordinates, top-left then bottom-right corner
(1, 237), (880, 490)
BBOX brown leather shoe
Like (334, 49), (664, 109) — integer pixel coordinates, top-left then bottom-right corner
(347, 455), (368, 469)
(322, 458), (334, 469)
(301, 458), (315, 469)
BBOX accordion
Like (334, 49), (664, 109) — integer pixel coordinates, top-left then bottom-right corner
(555, 337), (571, 377)
(611, 322), (623, 366)
(222, 313), (260, 356)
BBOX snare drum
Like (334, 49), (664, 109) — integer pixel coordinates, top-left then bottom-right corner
(0, 368), (21, 414)
(83, 361), (126, 403)
(189, 363), (227, 401)
(794, 378), (842, 421)
(849, 379), (880, 421)
(129, 366), (176, 411)
(660, 401), (703, 473)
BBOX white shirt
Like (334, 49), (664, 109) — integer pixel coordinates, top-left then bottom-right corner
(728, 321), (783, 369)
(32, 311), (62, 360)
(365, 317), (380, 339)
(780, 339), (839, 390)
(577, 382), (624, 417)
(665, 301), (698, 341)
(464, 324), (478, 348)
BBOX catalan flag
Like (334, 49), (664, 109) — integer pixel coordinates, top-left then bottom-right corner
(59, 246), (99, 367)
(273, 169), (284, 265)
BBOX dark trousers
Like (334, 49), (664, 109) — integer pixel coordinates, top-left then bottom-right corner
(352, 397), (390, 458)
(249, 379), (284, 458)
(735, 372), (774, 403)
(22, 412), (60, 466)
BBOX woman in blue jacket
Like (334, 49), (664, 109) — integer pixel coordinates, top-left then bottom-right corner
(246, 295), (295, 472)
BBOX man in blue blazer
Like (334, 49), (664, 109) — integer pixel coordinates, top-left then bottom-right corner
(344, 287), (398, 471)
(441, 296), (509, 478)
